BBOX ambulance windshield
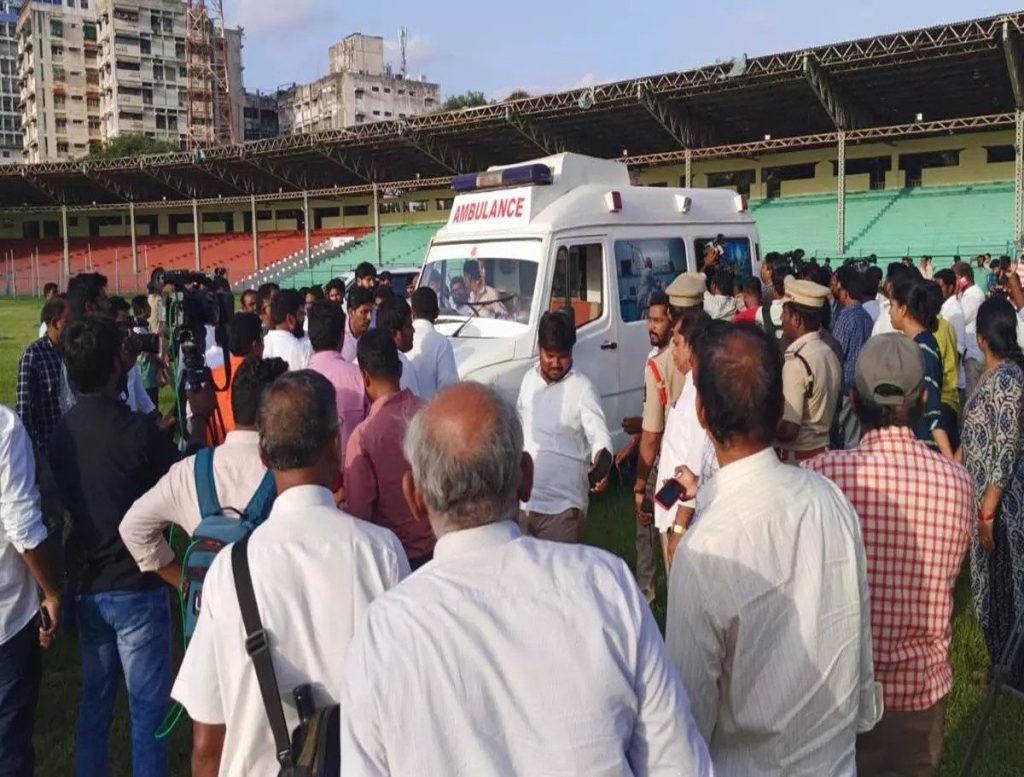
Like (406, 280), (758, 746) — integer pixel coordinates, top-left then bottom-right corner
(420, 240), (541, 335)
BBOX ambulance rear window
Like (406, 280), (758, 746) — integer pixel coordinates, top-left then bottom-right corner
(696, 237), (753, 286)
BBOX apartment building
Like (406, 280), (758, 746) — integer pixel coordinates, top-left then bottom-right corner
(0, 1), (21, 163)
(18, 0), (100, 163)
(243, 89), (278, 141)
(18, 0), (243, 162)
(277, 33), (440, 135)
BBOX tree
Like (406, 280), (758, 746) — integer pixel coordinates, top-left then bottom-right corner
(504, 90), (532, 101)
(88, 133), (181, 160)
(442, 90), (488, 111)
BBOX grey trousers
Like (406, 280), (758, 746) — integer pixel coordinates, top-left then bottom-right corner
(518, 508), (585, 544)
(964, 357), (983, 403)
(837, 394), (864, 451)
(856, 697), (945, 777)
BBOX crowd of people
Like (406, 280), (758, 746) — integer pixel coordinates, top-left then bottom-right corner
(0, 247), (1022, 776)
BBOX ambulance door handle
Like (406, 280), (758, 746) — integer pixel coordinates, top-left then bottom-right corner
(600, 340), (618, 351)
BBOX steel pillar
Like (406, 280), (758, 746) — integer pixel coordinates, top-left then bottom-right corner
(128, 201), (138, 274)
(303, 190), (312, 268)
(251, 195), (260, 270)
(837, 130), (847, 254)
(192, 199), (201, 270)
(684, 149), (693, 188)
(1016, 110), (1024, 252)
(61, 205), (70, 279)
(373, 183), (382, 265)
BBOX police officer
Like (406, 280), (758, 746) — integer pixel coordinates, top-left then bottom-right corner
(775, 277), (843, 464)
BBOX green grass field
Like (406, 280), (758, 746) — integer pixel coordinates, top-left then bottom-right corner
(1, 296), (1022, 775)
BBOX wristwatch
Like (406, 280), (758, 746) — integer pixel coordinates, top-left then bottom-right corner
(667, 524), (685, 536)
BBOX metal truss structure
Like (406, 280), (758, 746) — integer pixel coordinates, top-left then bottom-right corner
(2, 12), (1024, 210)
(185, 0), (234, 150)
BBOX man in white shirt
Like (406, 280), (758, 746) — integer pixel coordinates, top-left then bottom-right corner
(0, 406), (60, 775)
(936, 268), (968, 394)
(665, 320), (881, 776)
(870, 262), (908, 337)
(172, 370), (408, 777)
(517, 310), (612, 543)
(862, 266), (883, 322)
(375, 296), (423, 397)
(341, 286), (375, 363)
(408, 287), (459, 399)
(261, 289), (312, 372)
(954, 263), (987, 399)
(702, 268), (738, 321)
(120, 356), (289, 587)
(340, 382), (713, 776)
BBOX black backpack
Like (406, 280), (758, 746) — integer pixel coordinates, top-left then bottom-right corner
(761, 301), (792, 353)
(232, 538), (340, 776)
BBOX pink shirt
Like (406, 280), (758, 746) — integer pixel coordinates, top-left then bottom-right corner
(344, 389), (436, 560)
(308, 350), (367, 463)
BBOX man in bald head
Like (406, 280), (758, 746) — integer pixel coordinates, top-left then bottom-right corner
(339, 382), (714, 776)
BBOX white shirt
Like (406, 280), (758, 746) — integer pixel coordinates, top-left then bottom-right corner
(398, 352), (423, 397)
(37, 321), (46, 339)
(262, 329), (312, 372)
(755, 300), (784, 335)
(666, 448), (881, 776)
(703, 291), (737, 321)
(517, 366), (612, 515)
(941, 295), (968, 389)
(871, 296), (894, 336)
(0, 407), (48, 646)
(862, 297), (880, 322)
(960, 284), (986, 363)
(60, 363), (155, 415)
(120, 431), (267, 573)
(172, 485), (408, 777)
(408, 318), (459, 399)
(340, 521), (714, 776)
(654, 374), (715, 529)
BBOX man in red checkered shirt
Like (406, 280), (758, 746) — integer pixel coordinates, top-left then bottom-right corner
(804, 333), (973, 776)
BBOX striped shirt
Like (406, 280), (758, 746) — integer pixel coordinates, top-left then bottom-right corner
(833, 303), (874, 393)
(913, 331), (943, 446)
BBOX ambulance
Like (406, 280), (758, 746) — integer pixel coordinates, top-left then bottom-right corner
(417, 152), (761, 446)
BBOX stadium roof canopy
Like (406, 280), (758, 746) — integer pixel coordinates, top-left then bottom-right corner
(4, 12), (1024, 210)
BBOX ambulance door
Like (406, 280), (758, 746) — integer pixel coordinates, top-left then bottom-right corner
(547, 238), (620, 424)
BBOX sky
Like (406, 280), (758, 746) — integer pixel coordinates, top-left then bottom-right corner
(235, 0), (1019, 98)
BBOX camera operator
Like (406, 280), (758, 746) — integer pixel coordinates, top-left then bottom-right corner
(132, 295), (164, 411)
(207, 312), (264, 445)
(120, 356), (288, 588)
(47, 316), (213, 775)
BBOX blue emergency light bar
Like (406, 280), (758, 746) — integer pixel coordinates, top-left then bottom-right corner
(451, 163), (553, 193)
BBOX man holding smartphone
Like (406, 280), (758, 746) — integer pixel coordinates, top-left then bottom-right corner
(517, 310), (612, 543)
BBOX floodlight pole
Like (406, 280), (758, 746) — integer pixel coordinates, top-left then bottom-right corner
(373, 183), (382, 265)
(61, 204), (70, 279)
(128, 200), (138, 275)
(251, 195), (260, 270)
(837, 130), (847, 254)
(303, 190), (312, 268)
(684, 149), (693, 188)
(192, 199), (201, 271)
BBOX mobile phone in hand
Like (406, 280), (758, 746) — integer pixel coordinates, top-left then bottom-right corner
(39, 606), (51, 630)
(588, 449), (613, 488)
(655, 480), (685, 511)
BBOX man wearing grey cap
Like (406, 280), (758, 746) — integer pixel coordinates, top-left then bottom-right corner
(803, 334), (974, 776)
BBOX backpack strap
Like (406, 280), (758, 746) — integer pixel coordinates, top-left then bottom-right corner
(193, 447), (221, 519)
(762, 301), (778, 339)
(242, 471), (277, 530)
(646, 357), (669, 407)
(231, 538), (294, 771)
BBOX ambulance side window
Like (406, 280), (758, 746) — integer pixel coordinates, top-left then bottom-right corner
(548, 243), (604, 328)
(614, 238), (688, 323)
(697, 236), (753, 286)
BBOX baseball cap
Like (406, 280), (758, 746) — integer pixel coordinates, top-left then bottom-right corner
(854, 333), (925, 407)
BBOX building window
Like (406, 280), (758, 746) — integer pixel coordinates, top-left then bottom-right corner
(436, 198), (454, 210)
(987, 145), (1015, 164)
(342, 204), (370, 217)
(398, 89), (405, 95)
(371, 86), (379, 92)
(57, 141), (68, 153)
(384, 111), (391, 117)
(50, 20), (64, 37)
(372, 110), (380, 116)
(383, 87), (390, 94)
(405, 200), (428, 212)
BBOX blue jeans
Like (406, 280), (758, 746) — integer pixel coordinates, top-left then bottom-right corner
(75, 588), (171, 777)
(0, 618), (41, 777)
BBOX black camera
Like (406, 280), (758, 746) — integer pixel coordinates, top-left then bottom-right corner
(159, 270), (234, 393)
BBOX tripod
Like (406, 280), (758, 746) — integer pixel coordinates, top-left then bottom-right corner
(958, 611), (1024, 776)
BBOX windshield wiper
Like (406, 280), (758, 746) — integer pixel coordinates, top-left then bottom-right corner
(450, 294), (519, 338)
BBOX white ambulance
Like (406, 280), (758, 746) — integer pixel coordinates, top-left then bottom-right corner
(418, 152), (761, 446)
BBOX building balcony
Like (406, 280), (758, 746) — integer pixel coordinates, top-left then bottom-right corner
(119, 118), (144, 132)
(115, 68), (142, 84)
(114, 43), (140, 58)
(119, 93), (143, 108)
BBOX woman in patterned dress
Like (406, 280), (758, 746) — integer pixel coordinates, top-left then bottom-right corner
(961, 296), (1024, 688)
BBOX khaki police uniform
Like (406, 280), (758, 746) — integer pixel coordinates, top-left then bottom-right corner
(642, 344), (684, 433)
(779, 331), (842, 460)
(665, 272), (706, 310)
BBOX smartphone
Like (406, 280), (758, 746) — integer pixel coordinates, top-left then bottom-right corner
(655, 479), (685, 511)
(39, 606), (51, 630)
(588, 449), (613, 488)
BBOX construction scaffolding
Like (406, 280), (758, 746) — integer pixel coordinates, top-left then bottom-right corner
(185, 0), (235, 150)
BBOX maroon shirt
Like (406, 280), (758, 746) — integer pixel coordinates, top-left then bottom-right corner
(343, 389), (436, 559)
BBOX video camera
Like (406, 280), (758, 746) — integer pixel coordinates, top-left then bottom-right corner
(157, 270), (234, 393)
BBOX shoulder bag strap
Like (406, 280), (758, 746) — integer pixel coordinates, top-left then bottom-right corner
(762, 301), (778, 338)
(193, 447), (221, 519)
(242, 471), (277, 530)
(231, 538), (294, 771)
